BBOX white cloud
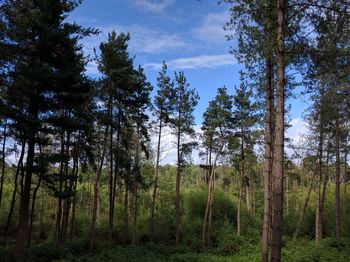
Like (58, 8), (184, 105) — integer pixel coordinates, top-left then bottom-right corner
(192, 12), (230, 45)
(144, 54), (237, 70)
(81, 24), (189, 58)
(134, 0), (174, 13)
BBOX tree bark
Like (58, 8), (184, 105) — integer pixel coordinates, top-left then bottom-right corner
(271, 0), (285, 260)
(262, 11), (274, 262)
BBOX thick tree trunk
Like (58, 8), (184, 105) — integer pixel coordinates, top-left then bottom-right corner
(262, 54), (274, 262)
(335, 115), (341, 240)
(271, 0), (285, 260)
(123, 184), (129, 245)
(151, 116), (162, 235)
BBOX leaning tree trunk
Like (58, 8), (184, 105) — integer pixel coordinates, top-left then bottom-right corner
(271, 0), (285, 260)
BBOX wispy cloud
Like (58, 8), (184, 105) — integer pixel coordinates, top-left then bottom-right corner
(134, 0), (174, 13)
(144, 54), (237, 70)
(81, 24), (189, 57)
(192, 12), (230, 45)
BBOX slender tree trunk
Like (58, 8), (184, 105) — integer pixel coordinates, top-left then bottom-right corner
(89, 125), (109, 251)
(69, 161), (79, 239)
(335, 115), (341, 240)
(202, 144), (223, 247)
(14, 130), (36, 259)
(0, 117), (8, 210)
(27, 172), (43, 247)
(5, 141), (26, 238)
(293, 169), (316, 241)
(271, 0), (285, 260)
(262, 53), (274, 262)
(175, 121), (181, 245)
(316, 117), (324, 244)
(151, 115), (162, 235)
(237, 132), (245, 237)
(108, 103), (114, 241)
(123, 184), (129, 245)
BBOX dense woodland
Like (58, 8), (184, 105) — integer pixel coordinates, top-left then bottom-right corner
(0, 0), (350, 261)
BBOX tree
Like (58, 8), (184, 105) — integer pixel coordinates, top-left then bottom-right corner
(232, 75), (259, 237)
(201, 86), (233, 247)
(168, 71), (199, 245)
(150, 62), (173, 235)
(1, 0), (94, 257)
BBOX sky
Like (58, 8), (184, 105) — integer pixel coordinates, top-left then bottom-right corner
(67, 0), (310, 164)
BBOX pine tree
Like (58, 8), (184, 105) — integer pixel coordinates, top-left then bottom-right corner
(168, 71), (199, 245)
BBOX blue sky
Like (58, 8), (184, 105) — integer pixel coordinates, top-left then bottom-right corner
(68, 0), (309, 127)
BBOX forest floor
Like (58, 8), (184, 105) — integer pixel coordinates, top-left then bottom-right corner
(1, 238), (350, 262)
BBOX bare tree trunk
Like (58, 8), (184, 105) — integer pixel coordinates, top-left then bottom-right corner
(107, 105), (114, 241)
(175, 122), (181, 245)
(335, 115), (341, 240)
(316, 117), (324, 244)
(293, 170), (316, 241)
(237, 132), (245, 237)
(27, 172), (43, 247)
(123, 184), (129, 245)
(0, 117), (7, 211)
(271, 0), (285, 260)
(69, 162), (79, 239)
(14, 129), (36, 259)
(262, 53), (274, 262)
(150, 116), (162, 235)
(5, 140), (26, 238)
(89, 125), (109, 251)
(202, 144), (223, 247)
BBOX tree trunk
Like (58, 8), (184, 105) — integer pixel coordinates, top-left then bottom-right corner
(89, 125), (109, 251)
(335, 115), (341, 240)
(316, 116), (324, 244)
(293, 170), (316, 241)
(175, 121), (181, 245)
(237, 131), (245, 237)
(0, 117), (8, 211)
(262, 53), (274, 262)
(5, 140), (26, 238)
(27, 172), (43, 247)
(151, 115), (162, 235)
(14, 130), (36, 259)
(271, 0), (285, 260)
(107, 103), (114, 241)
